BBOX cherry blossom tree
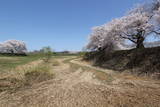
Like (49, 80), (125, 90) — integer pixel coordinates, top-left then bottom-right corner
(0, 40), (27, 54)
(86, 20), (125, 51)
(86, 0), (160, 51)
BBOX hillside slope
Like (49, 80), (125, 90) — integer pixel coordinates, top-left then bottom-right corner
(84, 47), (160, 78)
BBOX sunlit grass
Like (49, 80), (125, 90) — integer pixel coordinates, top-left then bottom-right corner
(0, 54), (44, 72)
(0, 61), (54, 93)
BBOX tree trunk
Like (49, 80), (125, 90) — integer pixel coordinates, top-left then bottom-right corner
(136, 42), (144, 48)
(136, 36), (145, 48)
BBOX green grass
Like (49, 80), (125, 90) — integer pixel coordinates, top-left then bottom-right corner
(53, 53), (80, 56)
(0, 53), (74, 72)
(0, 54), (44, 72)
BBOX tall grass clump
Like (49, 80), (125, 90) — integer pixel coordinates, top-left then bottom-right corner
(0, 61), (54, 93)
(24, 63), (54, 84)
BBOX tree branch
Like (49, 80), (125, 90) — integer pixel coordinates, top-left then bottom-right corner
(152, 30), (160, 35)
(119, 34), (137, 44)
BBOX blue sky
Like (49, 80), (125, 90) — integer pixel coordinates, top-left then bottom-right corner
(0, 0), (147, 51)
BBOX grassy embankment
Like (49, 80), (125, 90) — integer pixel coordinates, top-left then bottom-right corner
(84, 46), (160, 79)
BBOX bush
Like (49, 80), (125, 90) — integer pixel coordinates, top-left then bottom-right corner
(41, 46), (53, 63)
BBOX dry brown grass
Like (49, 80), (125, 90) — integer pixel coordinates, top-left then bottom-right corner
(0, 60), (54, 93)
(0, 56), (160, 107)
(51, 60), (60, 66)
(92, 70), (114, 83)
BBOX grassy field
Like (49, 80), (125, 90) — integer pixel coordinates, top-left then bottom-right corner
(0, 52), (78, 72)
(0, 54), (45, 72)
(0, 54), (55, 92)
(0, 53), (77, 92)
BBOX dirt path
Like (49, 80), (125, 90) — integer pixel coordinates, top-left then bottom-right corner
(70, 58), (160, 88)
(0, 56), (160, 107)
(70, 58), (114, 74)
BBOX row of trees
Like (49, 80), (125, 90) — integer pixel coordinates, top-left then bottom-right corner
(86, 0), (160, 52)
